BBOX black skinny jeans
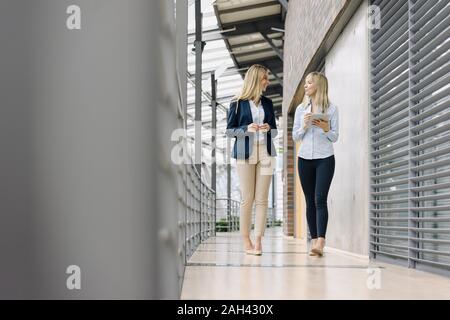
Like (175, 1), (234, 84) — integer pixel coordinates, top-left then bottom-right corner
(297, 155), (335, 239)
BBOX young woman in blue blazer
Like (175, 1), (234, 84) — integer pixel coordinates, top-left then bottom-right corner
(226, 64), (278, 255)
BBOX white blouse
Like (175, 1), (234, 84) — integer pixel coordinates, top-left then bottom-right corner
(249, 99), (266, 143)
(292, 100), (339, 159)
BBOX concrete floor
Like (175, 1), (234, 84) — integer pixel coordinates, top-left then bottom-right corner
(181, 227), (450, 300)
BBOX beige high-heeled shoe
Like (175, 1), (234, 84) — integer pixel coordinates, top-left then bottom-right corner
(309, 249), (318, 256)
(247, 243), (262, 256)
(311, 247), (323, 256)
(246, 249), (262, 256)
(309, 239), (318, 256)
(243, 238), (254, 255)
(311, 238), (325, 257)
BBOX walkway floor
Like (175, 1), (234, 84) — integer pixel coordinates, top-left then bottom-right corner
(181, 227), (450, 299)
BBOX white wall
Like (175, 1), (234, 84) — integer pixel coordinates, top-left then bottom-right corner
(324, 1), (370, 256)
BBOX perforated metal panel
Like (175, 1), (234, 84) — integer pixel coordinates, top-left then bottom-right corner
(370, 0), (450, 274)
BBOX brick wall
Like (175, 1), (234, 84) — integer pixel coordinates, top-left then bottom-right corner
(283, 115), (295, 236)
(283, 0), (348, 112)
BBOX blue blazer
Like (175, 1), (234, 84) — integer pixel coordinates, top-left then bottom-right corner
(226, 96), (278, 159)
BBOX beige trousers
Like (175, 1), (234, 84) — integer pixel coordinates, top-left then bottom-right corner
(236, 140), (275, 237)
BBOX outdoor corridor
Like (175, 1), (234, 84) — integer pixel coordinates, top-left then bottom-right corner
(1, 0), (449, 301)
(182, 227), (450, 300)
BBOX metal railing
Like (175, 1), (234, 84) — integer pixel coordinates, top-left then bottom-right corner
(266, 207), (279, 229)
(184, 163), (216, 261)
(216, 198), (241, 232)
(216, 198), (280, 233)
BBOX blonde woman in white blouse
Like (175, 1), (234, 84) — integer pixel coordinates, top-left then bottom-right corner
(292, 72), (339, 256)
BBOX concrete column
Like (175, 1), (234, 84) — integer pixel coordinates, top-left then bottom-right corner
(0, 0), (180, 299)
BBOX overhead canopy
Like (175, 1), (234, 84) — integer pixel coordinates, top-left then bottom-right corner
(213, 0), (286, 116)
(187, 1), (243, 169)
(185, 1), (286, 180)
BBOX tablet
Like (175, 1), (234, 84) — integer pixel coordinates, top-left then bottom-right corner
(311, 113), (329, 122)
(307, 113), (329, 126)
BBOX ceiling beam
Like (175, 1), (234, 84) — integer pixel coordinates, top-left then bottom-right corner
(230, 36), (283, 49)
(262, 63), (283, 88)
(233, 47), (277, 59)
(221, 16), (284, 34)
(239, 57), (283, 74)
(187, 66), (247, 78)
(261, 32), (284, 61)
(277, 0), (289, 11)
(188, 27), (236, 45)
(219, 1), (280, 15)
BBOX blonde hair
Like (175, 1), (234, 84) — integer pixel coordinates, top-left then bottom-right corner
(304, 72), (330, 113)
(235, 64), (268, 102)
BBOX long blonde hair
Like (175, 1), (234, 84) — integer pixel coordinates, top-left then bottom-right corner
(304, 72), (330, 113)
(235, 64), (268, 102)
